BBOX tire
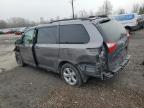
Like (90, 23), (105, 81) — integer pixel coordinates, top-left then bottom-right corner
(15, 52), (25, 67)
(61, 63), (82, 86)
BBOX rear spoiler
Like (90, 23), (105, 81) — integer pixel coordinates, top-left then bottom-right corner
(92, 18), (111, 25)
(99, 19), (111, 24)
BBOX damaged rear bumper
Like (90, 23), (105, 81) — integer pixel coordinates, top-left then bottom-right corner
(102, 55), (131, 80)
(79, 55), (131, 80)
(111, 55), (131, 73)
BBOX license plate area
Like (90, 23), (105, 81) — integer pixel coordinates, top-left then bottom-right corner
(108, 48), (127, 71)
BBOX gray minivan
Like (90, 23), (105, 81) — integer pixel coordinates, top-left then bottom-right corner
(14, 17), (130, 86)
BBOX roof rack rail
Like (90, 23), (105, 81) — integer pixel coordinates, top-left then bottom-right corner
(49, 15), (108, 23)
(97, 15), (108, 18)
(79, 15), (108, 19)
(49, 18), (80, 23)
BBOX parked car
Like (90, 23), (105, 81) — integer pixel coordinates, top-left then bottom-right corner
(2, 29), (11, 34)
(0, 29), (4, 34)
(7, 29), (16, 34)
(14, 16), (130, 86)
(137, 14), (144, 28)
(15, 27), (27, 35)
(112, 13), (140, 31)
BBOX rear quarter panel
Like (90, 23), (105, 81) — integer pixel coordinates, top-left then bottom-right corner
(58, 21), (103, 66)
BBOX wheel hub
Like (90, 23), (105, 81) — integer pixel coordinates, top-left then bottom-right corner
(63, 68), (77, 85)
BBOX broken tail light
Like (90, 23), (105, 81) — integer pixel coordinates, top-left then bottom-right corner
(106, 42), (117, 54)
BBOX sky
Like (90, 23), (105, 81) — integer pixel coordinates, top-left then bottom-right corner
(0, 0), (144, 21)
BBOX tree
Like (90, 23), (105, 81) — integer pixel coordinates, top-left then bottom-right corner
(6, 17), (37, 28)
(117, 8), (126, 14)
(55, 16), (60, 20)
(7, 17), (30, 27)
(79, 10), (88, 18)
(98, 0), (113, 15)
(50, 18), (54, 22)
(139, 4), (144, 14)
(89, 10), (95, 16)
(0, 20), (7, 29)
(132, 4), (140, 13)
(40, 17), (45, 24)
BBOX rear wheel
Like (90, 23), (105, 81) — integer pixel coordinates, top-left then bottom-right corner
(61, 63), (82, 86)
(15, 52), (25, 66)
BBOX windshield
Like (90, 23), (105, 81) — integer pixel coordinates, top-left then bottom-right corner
(96, 20), (127, 42)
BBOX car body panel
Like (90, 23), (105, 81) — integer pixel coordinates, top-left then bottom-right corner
(34, 23), (59, 72)
(35, 44), (60, 72)
(58, 20), (103, 65)
(93, 19), (130, 72)
(14, 18), (130, 80)
(19, 44), (36, 66)
(108, 36), (129, 72)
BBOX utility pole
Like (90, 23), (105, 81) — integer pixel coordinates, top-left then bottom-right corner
(71, 0), (75, 19)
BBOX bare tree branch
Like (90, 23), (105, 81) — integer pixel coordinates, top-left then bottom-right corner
(132, 4), (140, 13)
(117, 8), (126, 14)
(97, 0), (113, 15)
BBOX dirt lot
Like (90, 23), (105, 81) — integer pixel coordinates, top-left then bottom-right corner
(0, 30), (144, 108)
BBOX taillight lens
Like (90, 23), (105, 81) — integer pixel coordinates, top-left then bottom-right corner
(106, 42), (117, 54)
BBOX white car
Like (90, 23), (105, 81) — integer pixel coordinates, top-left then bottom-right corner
(112, 13), (140, 31)
(138, 14), (144, 28)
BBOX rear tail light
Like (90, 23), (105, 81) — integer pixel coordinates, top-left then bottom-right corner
(106, 42), (117, 54)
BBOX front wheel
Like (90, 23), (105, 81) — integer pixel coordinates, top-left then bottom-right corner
(61, 63), (82, 86)
(15, 52), (25, 66)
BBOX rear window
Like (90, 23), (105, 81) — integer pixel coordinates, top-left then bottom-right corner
(96, 20), (126, 42)
(60, 24), (89, 44)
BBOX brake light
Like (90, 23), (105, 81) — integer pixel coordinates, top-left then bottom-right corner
(106, 42), (117, 54)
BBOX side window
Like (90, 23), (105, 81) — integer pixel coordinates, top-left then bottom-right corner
(37, 26), (57, 44)
(60, 24), (89, 44)
(23, 29), (35, 44)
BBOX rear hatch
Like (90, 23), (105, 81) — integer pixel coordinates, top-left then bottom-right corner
(94, 19), (129, 72)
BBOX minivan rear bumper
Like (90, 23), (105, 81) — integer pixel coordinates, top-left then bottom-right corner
(101, 55), (130, 80)
(111, 55), (131, 73)
(78, 55), (130, 80)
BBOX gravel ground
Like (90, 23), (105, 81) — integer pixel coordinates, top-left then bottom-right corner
(0, 30), (144, 108)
